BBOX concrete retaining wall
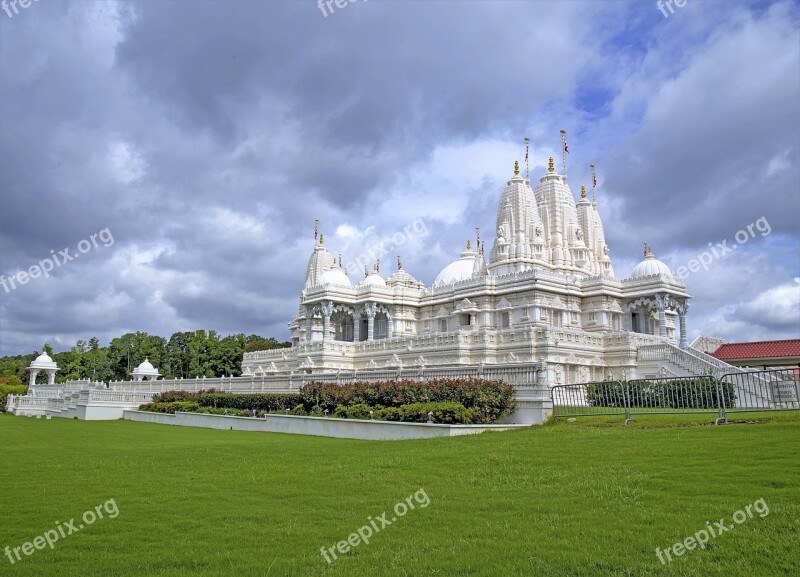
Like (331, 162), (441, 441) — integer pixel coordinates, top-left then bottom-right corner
(123, 411), (530, 440)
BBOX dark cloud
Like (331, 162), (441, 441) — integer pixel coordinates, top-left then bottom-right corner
(1, 0), (798, 355)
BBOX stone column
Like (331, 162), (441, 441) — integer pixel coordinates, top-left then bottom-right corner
(364, 302), (377, 341)
(29, 370), (37, 387)
(387, 310), (394, 339)
(623, 312), (632, 332)
(305, 307), (314, 342)
(47, 370), (56, 385)
(353, 311), (361, 342)
(655, 295), (668, 338)
(678, 301), (689, 349)
(321, 301), (334, 341)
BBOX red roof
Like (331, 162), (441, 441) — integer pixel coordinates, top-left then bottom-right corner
(712, 339), (800, 360)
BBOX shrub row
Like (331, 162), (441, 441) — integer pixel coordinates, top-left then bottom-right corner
(137, 401), (249, 416)
(298, 401), (479, 423)
(141, 379), (515, 424)
(151, 390), (301, 412)
(586, 378), (737, 409)
(138, 401), (200, 414)
(299, 379), (515, 423)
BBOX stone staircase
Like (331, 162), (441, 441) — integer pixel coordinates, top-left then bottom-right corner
(637, 342), (778, 407)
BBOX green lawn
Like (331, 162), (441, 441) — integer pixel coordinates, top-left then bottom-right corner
(1, 412), (798, 576)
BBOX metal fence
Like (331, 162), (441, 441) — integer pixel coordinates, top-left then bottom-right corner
(718, 369), (800, 417)
(551, 369), (800, 424)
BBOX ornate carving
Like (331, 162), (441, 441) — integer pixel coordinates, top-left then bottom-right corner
(363, 302), (378, 318)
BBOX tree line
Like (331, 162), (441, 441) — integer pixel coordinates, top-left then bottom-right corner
(0, 331), (291, 385)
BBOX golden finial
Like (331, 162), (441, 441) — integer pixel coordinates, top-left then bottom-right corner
(338, 253), (342, 267)
(319, 233), (324, 246)
(581, 185), (587, 199)
(397, 256), (402, 270)
(467, 240), (471, 251)
(548, 157), (555, 173)
(514, 160), (519, 176)
(376, 258), (380, 273)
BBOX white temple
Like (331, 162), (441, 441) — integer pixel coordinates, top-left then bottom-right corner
(242, 155), (692, 384)
(9, 145), (765, 422)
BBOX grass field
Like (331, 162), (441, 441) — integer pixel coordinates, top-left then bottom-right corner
(1, 412), (798, 576)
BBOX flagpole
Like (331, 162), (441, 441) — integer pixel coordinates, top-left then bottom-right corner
(560, 130), (568, 181)
(524, 137), (530, 181)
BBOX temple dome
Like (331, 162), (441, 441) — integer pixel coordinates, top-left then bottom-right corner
(387, 268), (420, 288)
(136, 359), (156, 372)
(434, 249), (476, 286)
(631, 247), (672, 278)
(132, 358), (160, 381)
(320, 268), (351, 287)
(360, 272), (386, 287)
(30, 351), (57, 369)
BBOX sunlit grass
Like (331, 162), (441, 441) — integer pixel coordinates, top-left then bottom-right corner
(1, 412), (798, 576)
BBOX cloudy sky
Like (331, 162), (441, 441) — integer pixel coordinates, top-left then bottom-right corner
(0, 0), (798, 356)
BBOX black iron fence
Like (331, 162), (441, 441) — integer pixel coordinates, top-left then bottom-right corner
(551, 369), (799, 424)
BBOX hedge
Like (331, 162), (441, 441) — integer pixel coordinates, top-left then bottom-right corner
(150, 390), (301, 412)
(299, 379), (514, 424)
(139, 379), (515, 424)
(138, 401), (200, 414)
(586, 378), (736, 409)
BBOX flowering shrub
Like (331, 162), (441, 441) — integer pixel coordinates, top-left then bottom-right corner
(300, 379), (514, 424)
(138, 401), (200, 414)
(148, 391), (301, 412)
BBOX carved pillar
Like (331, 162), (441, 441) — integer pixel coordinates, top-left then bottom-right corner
(678, 301), (689, 349)
(321, 301), (334, 341)
(353, 310), (361, 342)
(387, 309), (394, 339)
(29, 370), (37, 387)
(364, 302), (377, 341)
(655, 295), (668, 338)
(306, 307), (315, 342)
